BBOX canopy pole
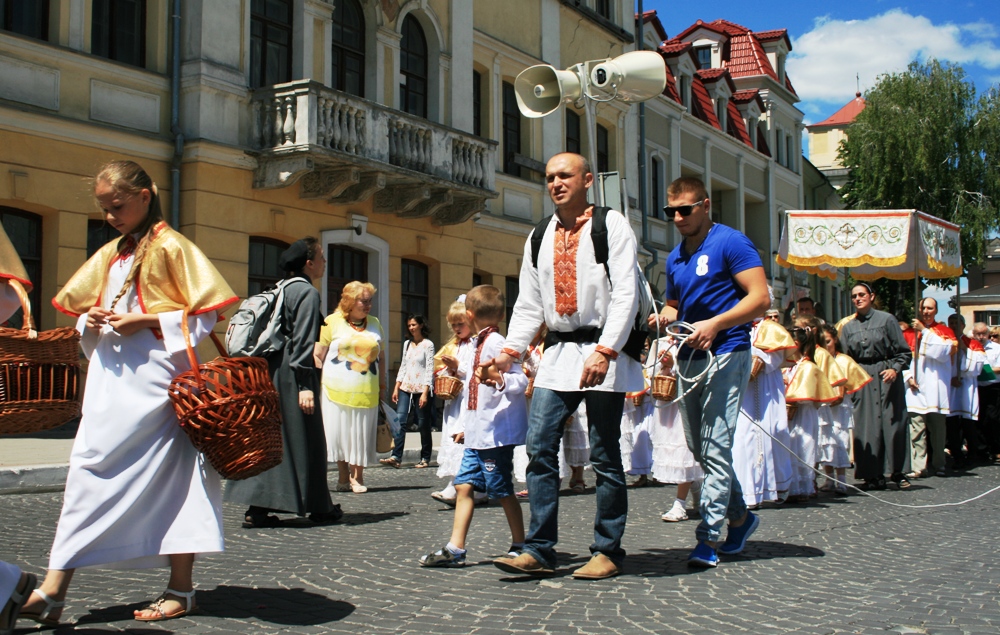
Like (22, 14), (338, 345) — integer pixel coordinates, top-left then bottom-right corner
(913, 211), (920, 382)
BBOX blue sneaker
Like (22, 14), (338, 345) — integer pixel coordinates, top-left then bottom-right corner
(687, 542), (718, 568)
(718, 511), (760, 555)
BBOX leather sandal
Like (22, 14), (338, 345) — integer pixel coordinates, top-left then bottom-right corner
(134, 588), (197, 622)
(0, 572), (37, 635)
(379, 457), (401, 468)
(19, 588), (64, 628)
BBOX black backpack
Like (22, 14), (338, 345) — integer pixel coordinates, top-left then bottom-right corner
(529, 207), (656, 362)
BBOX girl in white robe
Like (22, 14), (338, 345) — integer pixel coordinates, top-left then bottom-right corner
(820, 325), (872, 493)
(20, 161), (238, 626)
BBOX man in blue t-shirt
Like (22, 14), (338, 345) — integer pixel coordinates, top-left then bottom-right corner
(651, 176), (770, 568)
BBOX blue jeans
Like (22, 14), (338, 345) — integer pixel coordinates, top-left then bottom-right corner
(676, 349), (751, 543)
(392, 391), (433, 462)
(523, 388), (628, 568)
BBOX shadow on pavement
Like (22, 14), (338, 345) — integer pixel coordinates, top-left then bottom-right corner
(628, 541), (825, 577)
(73, 585), (355, 627)
(364, 485), (428, 493)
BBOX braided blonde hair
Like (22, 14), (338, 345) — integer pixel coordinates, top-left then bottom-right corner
(97, 161), (164, 312)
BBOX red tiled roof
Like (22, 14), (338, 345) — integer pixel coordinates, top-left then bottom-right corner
(784, 75), (798, 97)
(732, 88), (765, 111)
(638, 10), (669, 43)
(696, 67), (737, 93)
(659, 40), (691, 54)
(712, 19), (753, 36)
(726, 99), (753, 146)
(672, 19), (727, 41)
(756, 127), (771, 157)
(690, 78), (720, 129)
(661, 58), (681, 103)
(725, 32), (777, 81)
(754, 28), (791, 49)
(807, 93), (867, 128)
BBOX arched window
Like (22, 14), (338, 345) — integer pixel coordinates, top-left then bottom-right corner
(248, 237), (290, 296)
(250, 0), (292, 89)
(327, 243), (368, 311)
(92, 0), (146, 68)
(0, 208), (42, 329)
(399, 14), (428, 118)
(331, 0), (365, 97)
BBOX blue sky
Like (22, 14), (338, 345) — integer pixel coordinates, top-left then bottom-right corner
(642, 0), (1000, 124)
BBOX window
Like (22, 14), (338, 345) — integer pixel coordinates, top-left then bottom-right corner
(250, 0), (292, 89)
(694, 46), (711, 70)
(0, 208), (41, 329)
(502, 81), (523, 177)
(596, 124), (609, 174)
(595, 0), (611, 19)
(472, 271), (482, 287)
(472, 70), (482, 137)
(87, 220), (119, 258)
(973, 311), (1000, 327)
(399, 14), (428, 118)
(331, 0), (365, 97)
(678, 74), (690, 110)
(248, 238), (290, 298)
(650, 156), (661, 218)
(716, 98), (727, 131)
(401, 259), (429, 338)
(775, 129), (784, 166)
(566, 109), (581, 154)
(1, 0), (48, 40)
(505, 276), (519, 327)
(786, 133), (796, 171)
(327, 243), (368, 310)
(92, 0), (146, 67)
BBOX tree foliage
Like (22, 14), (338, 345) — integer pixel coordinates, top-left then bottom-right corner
(838, 60), (1000, 317)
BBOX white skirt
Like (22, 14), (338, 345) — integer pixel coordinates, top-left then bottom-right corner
(321, 396), (378, 466)
(819, 402), (853, 468)
(621, 399), (653, 475)
(788, 403), (821, 496)
(436, 397), (465, 478)
(562, 406), (591, 467)
(650, 400), (703, 484)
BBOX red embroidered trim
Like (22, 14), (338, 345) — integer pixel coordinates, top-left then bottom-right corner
(501, 347), (522, 361)
(595, 345), (618, 360)
(468, 327), (498, 411)
(553, 211), (592, 317)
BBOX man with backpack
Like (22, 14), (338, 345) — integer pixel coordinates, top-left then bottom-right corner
(489, 152), (644, 580)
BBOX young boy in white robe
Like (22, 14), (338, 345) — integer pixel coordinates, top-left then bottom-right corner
(419, 285), (529, 567)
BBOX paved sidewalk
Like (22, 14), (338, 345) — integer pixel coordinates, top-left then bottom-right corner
(3, 461), (1000, 633)
(0, 421), (442, 494)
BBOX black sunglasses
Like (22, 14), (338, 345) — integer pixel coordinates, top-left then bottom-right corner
(663, 202), (702, 217)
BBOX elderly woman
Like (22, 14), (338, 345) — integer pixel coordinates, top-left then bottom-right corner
(315, 281), (385, 493)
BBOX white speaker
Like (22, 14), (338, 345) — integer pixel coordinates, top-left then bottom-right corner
(589, 51), (666, 103)
(514, 64), (583, 118)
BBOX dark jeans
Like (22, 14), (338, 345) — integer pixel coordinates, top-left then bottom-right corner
(523, 388), (628, 568)
(392, 390), (433, 462)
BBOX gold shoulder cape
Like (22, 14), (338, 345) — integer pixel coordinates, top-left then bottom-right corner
(53, 222), (238, 317)
(834, 314), (856, 334)
(814, 347), (847, 387)
(753, 319), (796, 352)
(785, 359), (839, 403)
(0, 223), (31, 290)
(834, 353), (872, 394)
(434, 337), (459, 375)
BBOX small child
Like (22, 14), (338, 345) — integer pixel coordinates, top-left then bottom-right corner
(819, 325), (871, 494)
(419, 285), (529, 567)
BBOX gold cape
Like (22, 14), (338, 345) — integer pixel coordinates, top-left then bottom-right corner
(834, 353), (872, 394)
(0, 223), (31, 290)
(753, 319), (796, 352)
(53, 222), (238, 317)
(814, 347), (847, 387)
(834, 314), (856, 333)
(785, 359), (839, 403)
(434, 337), (460, 375)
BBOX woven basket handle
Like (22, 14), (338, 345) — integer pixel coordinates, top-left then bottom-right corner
(8, 279), (35, 331)
(179, 309), (232, 388)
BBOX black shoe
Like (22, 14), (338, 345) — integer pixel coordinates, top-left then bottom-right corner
(309, 504), (343, 525)
(242, 513), (284, 529)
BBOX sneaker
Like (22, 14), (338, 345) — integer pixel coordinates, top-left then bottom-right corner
(661, 503), (688, 522)
(687, 542), (718, 568)
(419, 546), (466, 568)
(718, 511), (760, 555)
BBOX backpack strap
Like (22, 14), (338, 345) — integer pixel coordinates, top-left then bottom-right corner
(530, 215), (553, 269)
(589, 206), (611, 281)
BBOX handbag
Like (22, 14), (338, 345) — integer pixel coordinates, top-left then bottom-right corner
(376, 402), (393, 453)
(168, 310), (284, 479)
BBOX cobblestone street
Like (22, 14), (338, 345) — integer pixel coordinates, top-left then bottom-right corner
(3, 463), (1000, 634)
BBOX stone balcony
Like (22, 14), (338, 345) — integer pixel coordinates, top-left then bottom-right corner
(249, 81), (498, 225)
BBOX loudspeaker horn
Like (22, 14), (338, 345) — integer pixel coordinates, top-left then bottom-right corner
(514, 64), (583, 118)
(589, 51), (666, 103)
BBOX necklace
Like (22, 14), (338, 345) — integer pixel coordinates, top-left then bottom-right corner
(349, 317), (367, 332)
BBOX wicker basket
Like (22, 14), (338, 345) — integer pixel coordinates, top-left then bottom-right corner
(631, 391), (646, 407)
(0, 284), (82, 436)
(786, 403), (798, 421)
(651, 374), (677, 401)
(168, 314), (283, 480)
(750, 356), (765, 381)
(434, 374), (462, 400)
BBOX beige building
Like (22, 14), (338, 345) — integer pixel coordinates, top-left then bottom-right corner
(2, 2), (847, 359)
(806, 91), (866, 190)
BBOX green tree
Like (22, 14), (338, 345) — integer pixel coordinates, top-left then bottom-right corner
(838, 60), (1000, 316)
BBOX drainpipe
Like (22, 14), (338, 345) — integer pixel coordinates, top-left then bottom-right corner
(635, 0), (659, 283)
(169, 0), (183, 229)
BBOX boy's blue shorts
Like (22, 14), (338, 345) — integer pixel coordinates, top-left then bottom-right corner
(453, 445), (516, 499)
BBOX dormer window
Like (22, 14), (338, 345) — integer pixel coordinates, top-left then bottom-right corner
(694, 46), (711, 70)
(679, 74), (690, 110)
(716, 97), (727, 130)
(776, 53), (786, 83)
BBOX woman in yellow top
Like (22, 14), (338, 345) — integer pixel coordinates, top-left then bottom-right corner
(315, 281), (385, 493)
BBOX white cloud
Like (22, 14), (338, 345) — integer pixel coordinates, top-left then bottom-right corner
(787, 9), (1000, 107)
